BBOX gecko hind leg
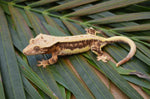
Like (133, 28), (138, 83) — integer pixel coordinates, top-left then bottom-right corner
(85, 27), (101, 35)
(91, 45), (109, 63)
(97, 54), (108, 62)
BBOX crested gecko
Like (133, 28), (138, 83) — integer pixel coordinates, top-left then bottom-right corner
(23, 27), (136, 68)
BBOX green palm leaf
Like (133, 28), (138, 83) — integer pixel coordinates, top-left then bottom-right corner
(0, 6), (26, 99)
(87, 12), (150, 24)
(0, 0), (150, 99)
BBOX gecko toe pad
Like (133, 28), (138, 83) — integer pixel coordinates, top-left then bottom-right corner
(97, 55), (108, 62)
(37, 59), (49, 68)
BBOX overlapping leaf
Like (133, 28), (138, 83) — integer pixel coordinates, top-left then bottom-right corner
(0, 0), (150, 99)
(0, 6), (26, 99)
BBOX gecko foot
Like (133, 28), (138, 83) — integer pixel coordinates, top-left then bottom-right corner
(85, 27), (101, 35)
(37, 59), (49, 68)
(97, 55), (108, 62)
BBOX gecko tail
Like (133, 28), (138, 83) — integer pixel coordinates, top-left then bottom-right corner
(106, 36), (136, 67)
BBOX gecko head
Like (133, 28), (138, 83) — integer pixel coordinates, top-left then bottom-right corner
(23, 34), (58, 55)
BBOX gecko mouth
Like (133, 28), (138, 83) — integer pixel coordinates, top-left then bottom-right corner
(23, 49), (38, 55)
(23, 47), (49, 55)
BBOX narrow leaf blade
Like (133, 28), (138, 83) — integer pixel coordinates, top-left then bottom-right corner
(66, 0), (148, 17)
(0, 6), (26, 99)
(89, 52), (143, 99)
(87, 12), (150, 24)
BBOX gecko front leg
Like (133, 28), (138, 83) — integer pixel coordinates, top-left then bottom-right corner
(91, 41), (109, 62)
(37, 59), (49, 68)
(37, 52), (58, 68)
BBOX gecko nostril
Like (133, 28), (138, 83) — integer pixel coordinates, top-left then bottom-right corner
(23, 51), (27, 55)
(23, 49), (25, 54)
(23, 49), (29, 55)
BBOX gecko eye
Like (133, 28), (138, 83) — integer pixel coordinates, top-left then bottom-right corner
(34, 46), (40, 51)
(29, 38), (34, 44)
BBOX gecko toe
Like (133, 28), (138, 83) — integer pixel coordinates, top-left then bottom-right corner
(97, 55), (108, 62)
(37, 60), (49, 68)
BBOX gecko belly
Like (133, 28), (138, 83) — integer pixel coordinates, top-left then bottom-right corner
(58, 46), (90, 55)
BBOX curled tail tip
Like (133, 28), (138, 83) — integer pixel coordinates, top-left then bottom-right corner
(116, 58), (128, 67)
(116, 63), (120, 67)
(116, 60), (125, 67)
(107, 36), (136, 67)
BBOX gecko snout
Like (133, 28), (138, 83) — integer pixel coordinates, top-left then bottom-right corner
(23, 48), (28, 55)
(23, 49), (33, 55)
(23, 46), (32, 55)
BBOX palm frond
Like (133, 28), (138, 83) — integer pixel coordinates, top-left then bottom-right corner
(0, 0), (150, 99)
